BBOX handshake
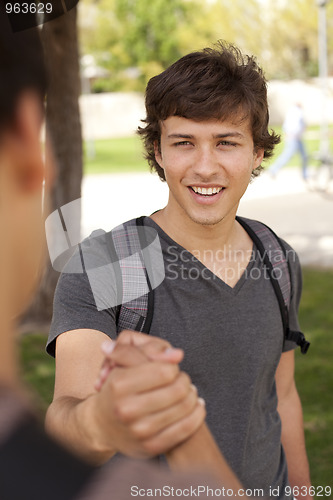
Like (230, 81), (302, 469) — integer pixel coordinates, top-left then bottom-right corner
(93, 330), (206, 461)
(46, 329), (242, 492)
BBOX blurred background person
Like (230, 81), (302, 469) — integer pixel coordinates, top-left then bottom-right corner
(269, 103), (308, 180)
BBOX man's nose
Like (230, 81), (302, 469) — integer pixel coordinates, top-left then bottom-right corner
(192, 147), (220, 179)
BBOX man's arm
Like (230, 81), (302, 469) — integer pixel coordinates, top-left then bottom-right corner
(276, 350), (312, 499)
(102, 332), (244, 494)
(45, 328), (204, 465)
(166, 423), (243, 491)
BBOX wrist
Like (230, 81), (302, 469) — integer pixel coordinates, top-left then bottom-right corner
(76, 394), (117, 464)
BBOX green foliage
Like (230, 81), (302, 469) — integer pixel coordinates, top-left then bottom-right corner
(114, 0), (186, 66)
(79, 0), (333, 89)
(80, 0), (192, 90)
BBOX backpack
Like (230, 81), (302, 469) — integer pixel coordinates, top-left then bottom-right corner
(106, 215), (310, 354)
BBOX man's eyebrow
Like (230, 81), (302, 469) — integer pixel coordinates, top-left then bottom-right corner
(167, 134), (195, 139)
(167, 132), (245, 139)
(213, 132), (245, 139)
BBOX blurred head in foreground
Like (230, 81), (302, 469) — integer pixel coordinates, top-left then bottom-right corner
(0, 8), (48, 322)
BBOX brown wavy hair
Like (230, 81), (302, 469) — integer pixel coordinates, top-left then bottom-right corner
(137, 41), (280, 181)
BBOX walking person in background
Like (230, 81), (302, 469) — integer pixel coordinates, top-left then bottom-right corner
(269, 103), (308, 180)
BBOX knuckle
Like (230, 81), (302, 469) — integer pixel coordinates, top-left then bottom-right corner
(142, 439), (160, 457)
(130, 421), (151, 441)
(176, 372), (191, 396)
(107, 369), (129, 398)
(152, 338), (171, 349)
(113, 400), (133, 423)
(108, 376), (123, 397)
(173, 379), (188, 401)
(197, 403), (207, 422)
(178, 405), (206, 436)
(181, 391), (197, 413)
(117, 330), (132, 344)
(156, 363), (178, 384)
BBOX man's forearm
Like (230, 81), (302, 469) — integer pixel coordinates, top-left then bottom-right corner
(166, 423), (243, 492)
(45, 395), (116, 465)
(279, 386), (312, 498)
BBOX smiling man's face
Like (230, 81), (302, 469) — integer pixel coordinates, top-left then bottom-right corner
(154, 116), (264, 228)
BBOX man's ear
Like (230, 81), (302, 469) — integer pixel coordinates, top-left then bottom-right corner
(6, 91), (44, 193)
(154, 140), (163, 169)
(253, 147), (265, 170)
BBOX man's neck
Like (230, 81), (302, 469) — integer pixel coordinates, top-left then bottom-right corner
(150, 205), (242, 255)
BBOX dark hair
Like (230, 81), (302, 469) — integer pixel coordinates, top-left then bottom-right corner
(138, 41), (280, 181)
(0, 8), (47, 135)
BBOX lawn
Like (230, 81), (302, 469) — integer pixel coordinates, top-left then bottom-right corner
(19, 268), (333, 487)
(84, 136), (148, 175)
(83, 126), (333, 175)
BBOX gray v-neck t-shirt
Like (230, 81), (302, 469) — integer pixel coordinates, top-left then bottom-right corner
(48, 216), (302, 499)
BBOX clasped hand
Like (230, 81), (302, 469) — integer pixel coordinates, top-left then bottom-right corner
(92, 330), (206, 459)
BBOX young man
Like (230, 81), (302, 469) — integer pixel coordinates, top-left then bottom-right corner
(1, 7), (240, 500)
(47, 42), (312, 498)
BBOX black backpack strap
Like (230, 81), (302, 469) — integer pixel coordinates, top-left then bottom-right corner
(236, 216), (310, 354)
(105, 217), (154, 335)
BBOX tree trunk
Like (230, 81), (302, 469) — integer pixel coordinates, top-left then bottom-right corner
(21, 7), (82, 330)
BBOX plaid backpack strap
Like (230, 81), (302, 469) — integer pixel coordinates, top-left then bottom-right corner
(236, 216), (310, 354)
(105, 217), (154, 335)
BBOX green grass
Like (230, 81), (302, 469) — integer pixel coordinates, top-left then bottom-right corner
(19, 268), (333, 486)
(83, 136), (148, 175)
(295, 268), (333, 487)
(19, 333), (55, 416)
(83, 127), (333, 175)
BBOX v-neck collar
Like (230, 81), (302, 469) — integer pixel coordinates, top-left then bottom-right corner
(144, 215), (257, 295)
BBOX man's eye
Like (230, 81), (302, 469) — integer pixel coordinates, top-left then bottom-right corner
(218, 141), (237, 147)
(174, 141), (192, 146)
(219, 141), (237, 146)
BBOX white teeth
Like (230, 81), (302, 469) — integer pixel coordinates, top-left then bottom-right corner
(192, 186), (223, 196)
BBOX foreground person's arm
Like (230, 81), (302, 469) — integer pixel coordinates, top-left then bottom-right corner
(99, 332), (245, 494)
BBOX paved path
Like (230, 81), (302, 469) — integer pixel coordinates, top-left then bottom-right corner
(82, 167), (333, 268)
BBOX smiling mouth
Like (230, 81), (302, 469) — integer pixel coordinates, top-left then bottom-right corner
(190, 186), (224, 196)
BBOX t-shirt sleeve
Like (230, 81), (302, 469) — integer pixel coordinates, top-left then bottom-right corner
(46, 233), (119, 357)
(280, 239), (303, 352)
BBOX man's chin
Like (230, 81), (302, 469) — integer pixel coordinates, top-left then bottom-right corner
(188, 213), (225, 227)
